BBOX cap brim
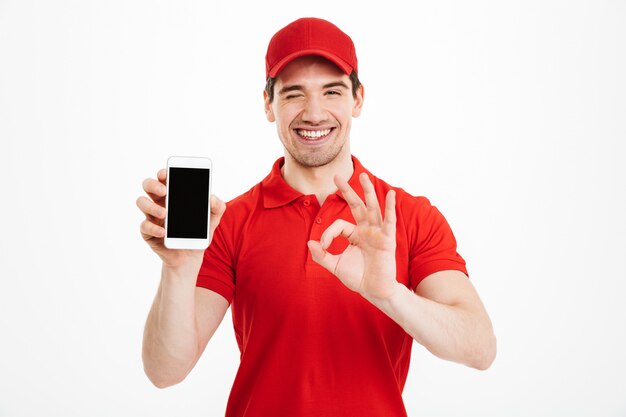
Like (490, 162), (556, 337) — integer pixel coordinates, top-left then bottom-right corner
(268, 49), (353, 79)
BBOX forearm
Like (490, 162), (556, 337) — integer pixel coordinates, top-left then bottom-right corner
(142, 261), (202, 387)
(366, 282), (496, 370)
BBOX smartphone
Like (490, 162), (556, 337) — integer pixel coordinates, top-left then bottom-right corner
(164, 156), (212, 250)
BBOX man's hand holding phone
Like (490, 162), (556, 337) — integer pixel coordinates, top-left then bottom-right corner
(139, 159), (229, 387)
(136, 162), (226, 269)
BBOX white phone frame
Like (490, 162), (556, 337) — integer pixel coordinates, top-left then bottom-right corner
(164, 156), (213, 250)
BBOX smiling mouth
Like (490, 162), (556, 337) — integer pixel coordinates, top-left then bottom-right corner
(296, 128), (333, 140)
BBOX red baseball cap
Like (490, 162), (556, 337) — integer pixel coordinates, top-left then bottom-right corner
(265, 17), (358, 80)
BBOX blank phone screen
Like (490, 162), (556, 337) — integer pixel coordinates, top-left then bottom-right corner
(167, 167), (210, 238)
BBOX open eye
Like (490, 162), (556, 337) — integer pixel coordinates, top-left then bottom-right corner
(325, 90), (341, 96)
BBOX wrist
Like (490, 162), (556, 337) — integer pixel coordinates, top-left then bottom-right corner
(363, 281), (407, 309)
(162, 255), (203, 282)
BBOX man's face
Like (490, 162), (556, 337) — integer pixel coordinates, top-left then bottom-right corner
(264, 56), (364, 168)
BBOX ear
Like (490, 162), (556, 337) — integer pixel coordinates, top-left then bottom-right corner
(263, 90), (275, 122)
(352, 84), (364, 118)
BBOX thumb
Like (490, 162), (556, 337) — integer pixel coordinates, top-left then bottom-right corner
(209, 196), (227, 243)
(307, 240), (338, 274)
(211, 195), (226, 219)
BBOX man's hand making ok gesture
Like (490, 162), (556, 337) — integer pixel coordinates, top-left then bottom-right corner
(308, 173), (399, 301)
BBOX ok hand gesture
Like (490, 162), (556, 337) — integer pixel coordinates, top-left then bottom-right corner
(307, 173), (399, 301)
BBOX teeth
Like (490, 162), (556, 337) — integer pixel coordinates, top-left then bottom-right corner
(297, 128), (331, 139)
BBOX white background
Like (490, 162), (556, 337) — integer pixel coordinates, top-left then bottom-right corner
(1, 0), (625, 415)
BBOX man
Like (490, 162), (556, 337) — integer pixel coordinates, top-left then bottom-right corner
(137, 17), (496, 417)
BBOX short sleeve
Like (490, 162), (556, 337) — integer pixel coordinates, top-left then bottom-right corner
(196, 210), (236, 304)
(402, 195), (468, 290)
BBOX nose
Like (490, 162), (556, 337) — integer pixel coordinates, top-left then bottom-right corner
(301, 96), (326, 124)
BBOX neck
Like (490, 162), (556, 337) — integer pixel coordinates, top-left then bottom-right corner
(281, 147), (354, 206)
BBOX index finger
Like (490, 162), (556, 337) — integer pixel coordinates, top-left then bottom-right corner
(157, 169), (166, 185)
(143, 177), (166, 200)
(334, 175), (367, 223)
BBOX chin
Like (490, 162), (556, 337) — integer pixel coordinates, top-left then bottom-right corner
(290, 146), (346, 168)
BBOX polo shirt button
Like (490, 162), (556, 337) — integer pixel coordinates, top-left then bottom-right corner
(315, 217), (322, 224)
(303, 200), (310, 207)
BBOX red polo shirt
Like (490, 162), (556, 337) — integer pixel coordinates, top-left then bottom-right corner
(197, 156), (467, 417)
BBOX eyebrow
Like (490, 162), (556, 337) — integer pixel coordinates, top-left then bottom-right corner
(322, 81), (349, 90)
(278, 85), (304, 95)
(278, 81), (350, 96)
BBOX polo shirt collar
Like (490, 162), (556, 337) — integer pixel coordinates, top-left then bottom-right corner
(262, 156), (369, 209)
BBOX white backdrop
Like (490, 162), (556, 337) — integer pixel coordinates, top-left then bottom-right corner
(1, 0), (625, 416)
